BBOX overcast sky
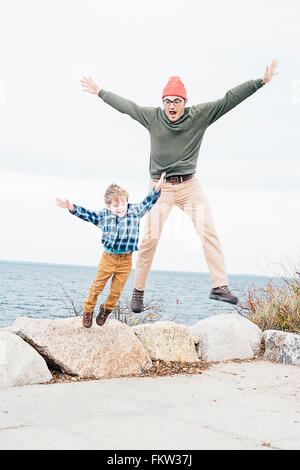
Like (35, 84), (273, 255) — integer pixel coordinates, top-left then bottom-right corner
(0, 0), (299, 276)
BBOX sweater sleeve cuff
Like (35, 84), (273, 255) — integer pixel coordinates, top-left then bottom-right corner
(254, 78), (266, 89)
(98, 89), (106, 99)
(69, 204), (78, 215)
(150, 188), (161, 199)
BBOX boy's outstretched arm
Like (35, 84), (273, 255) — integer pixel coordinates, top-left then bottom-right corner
(153, 171), (166, 193)
(55, 197), (104, 227)
(197, 59), (279, 127)
(55, 198), (74, 212)
(80, 76), (156, 130)
(133, 172), (166, 218)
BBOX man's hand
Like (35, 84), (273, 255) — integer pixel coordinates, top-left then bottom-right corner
(55, 198), (74, 212)
(80, 76), (101, 95)
(153, 172), (166, 192)
(262, 59), (279, 84)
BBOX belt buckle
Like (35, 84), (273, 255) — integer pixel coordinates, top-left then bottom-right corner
(170, 176), (179, 185)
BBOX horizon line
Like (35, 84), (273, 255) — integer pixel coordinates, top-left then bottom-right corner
(0, 258), (282, 279)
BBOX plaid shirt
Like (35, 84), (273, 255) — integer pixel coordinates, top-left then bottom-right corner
(70, 188), (161, 254)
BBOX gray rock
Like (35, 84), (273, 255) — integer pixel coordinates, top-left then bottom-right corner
(189, 313), (262, 361)
(0, 331), (52, 387)
(133, 321), (199, 362)
(11, 317), (152, 379)
(263, 330), (300, 365)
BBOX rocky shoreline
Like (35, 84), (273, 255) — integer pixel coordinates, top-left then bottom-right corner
(0, 313), (299, 387)
(48, 359), (210, 384)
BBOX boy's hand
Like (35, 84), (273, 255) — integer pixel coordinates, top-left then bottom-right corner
(55, 198), (74, 212)
(153, 172), (166, 192)
(80, 76), (101, 95)
(262, 59), (279, 83)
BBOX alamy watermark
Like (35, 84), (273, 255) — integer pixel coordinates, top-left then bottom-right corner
(143, 202), (207, 250)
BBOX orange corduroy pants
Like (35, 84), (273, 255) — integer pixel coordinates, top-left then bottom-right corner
(84, 251), (132, 313)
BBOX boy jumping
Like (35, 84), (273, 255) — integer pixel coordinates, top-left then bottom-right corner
(56, 173), (165, 328)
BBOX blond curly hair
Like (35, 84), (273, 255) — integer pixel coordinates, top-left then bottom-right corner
(104, 183), (129, 205)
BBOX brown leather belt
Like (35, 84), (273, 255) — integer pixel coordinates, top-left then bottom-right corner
(153, 174), (194, 185)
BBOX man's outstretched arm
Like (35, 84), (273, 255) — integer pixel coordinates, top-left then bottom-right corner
(80, 76), (156, 130)
(198, 59), (279, 127)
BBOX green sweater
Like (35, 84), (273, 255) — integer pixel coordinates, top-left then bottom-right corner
(98, 79), (265, 179)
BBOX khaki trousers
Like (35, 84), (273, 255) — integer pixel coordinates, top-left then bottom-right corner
(134, 176), (228, 290)
(84, 251), (132, 313)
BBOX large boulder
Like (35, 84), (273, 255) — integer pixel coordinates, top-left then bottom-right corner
(0, 330), (52, 387)
(11, 317), (152, 379)
(189, 313), (262, 361)
(133, 321), (199, 362)
(263, 330), (300, 365)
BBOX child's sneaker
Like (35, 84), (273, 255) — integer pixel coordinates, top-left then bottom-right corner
(82, 311), (93, 328)
(96, 304), (112, 326)
(130, 288), (144, 313)
(209, 285), (238, 305)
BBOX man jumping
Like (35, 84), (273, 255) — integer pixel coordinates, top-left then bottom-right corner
(81, 59), (278, 312)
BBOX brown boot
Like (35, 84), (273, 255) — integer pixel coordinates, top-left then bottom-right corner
(82, 311), (93, 328)
(209, 285), (238, 305)
(96, 304), (112, 327)
(130, 288), (144, 313)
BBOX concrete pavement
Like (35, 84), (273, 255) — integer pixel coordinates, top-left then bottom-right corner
(0, 359), (299, 450)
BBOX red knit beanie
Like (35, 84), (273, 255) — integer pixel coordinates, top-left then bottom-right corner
(162, 76), (187, 100)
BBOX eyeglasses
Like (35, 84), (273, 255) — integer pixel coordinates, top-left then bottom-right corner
(163, 98), (184, 106)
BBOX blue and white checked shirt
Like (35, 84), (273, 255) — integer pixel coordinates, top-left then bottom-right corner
(70, 188), (161, 254)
